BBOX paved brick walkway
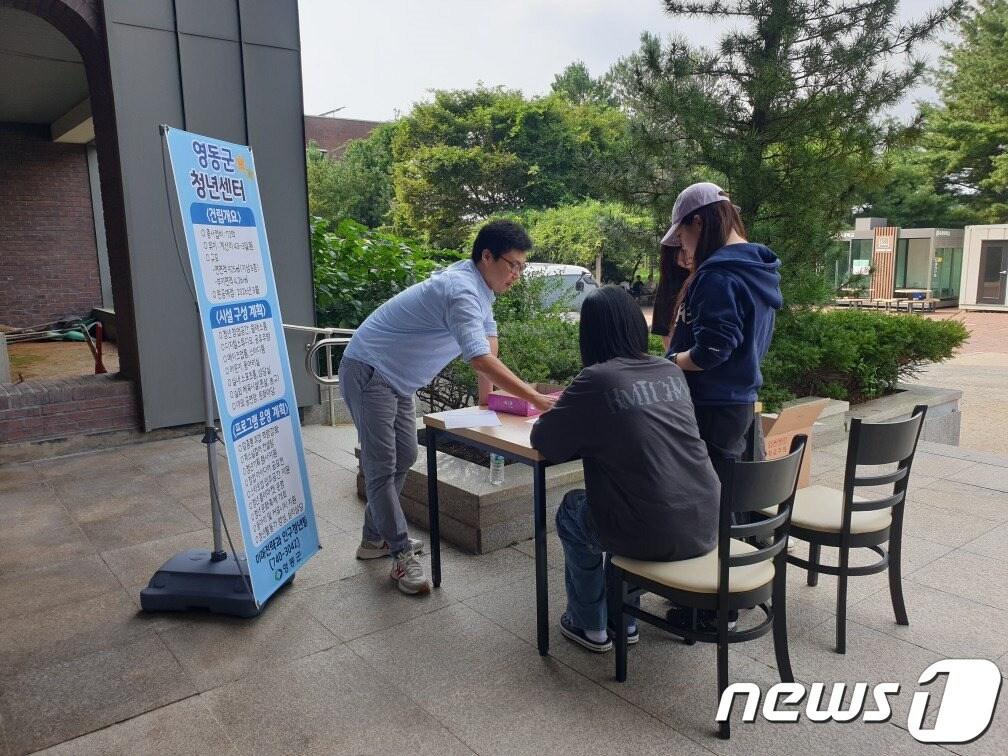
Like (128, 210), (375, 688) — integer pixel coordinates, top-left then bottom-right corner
(912, 309), (1008, 456)
(922, 309), (1008, 354)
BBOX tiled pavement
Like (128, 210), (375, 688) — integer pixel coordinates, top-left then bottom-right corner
(911, 310), (1008, 457)
(0, 426), (1006, 755)
(921, 310), (1008, 355)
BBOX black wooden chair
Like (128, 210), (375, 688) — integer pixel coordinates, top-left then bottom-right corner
(610, 436), (807, 740)
(764, 405), (927, 654)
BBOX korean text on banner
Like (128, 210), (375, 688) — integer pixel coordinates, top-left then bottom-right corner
(163, 127), (321, 606)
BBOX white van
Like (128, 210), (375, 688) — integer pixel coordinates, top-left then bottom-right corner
(523, 262), (599, 312)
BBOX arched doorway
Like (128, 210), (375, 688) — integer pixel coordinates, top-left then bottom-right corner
(1, 0), (142, 450)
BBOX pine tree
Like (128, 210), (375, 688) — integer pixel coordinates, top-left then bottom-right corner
(612, 0), (963, 302)
(551, 61), (617, 107)
(924, 0), (1008, 222)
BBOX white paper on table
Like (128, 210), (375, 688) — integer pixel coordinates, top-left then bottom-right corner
(441, 408), (502, 429)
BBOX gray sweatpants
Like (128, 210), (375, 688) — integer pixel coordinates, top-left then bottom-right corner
(338, 356), (418, 554)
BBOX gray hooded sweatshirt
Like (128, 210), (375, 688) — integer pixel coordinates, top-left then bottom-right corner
(531, 355), (720, 561)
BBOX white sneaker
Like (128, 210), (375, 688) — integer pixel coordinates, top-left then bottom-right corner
(390, 551), (431, 595)
(356, 537), (424, 560)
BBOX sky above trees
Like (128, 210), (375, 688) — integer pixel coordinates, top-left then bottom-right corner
(298, 0), (953, 122)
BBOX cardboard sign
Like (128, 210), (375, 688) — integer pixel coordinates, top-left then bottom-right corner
(761, 398), (829, 488)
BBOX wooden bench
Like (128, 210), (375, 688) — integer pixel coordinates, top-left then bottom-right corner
(876, 298), (902, 311)
(902, 298), (937, 313)
(833, 297), (867, 308)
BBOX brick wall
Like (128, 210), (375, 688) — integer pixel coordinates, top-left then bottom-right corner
(304, 116), (383, 158)
(0, 123), (101, 328)
(0, 374), (138, 444)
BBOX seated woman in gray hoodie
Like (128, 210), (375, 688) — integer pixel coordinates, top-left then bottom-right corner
(530, 285), (720, 652)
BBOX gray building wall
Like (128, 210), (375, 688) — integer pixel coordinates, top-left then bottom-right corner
(102, 0), (318, 430)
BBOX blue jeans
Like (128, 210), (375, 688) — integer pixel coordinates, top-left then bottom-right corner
(555, 490), (637, 633)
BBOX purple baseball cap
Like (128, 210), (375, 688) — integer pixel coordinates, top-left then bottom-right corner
(660, 182), (731, 246)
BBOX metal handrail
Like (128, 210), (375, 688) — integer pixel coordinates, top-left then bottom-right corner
(305, 337), (349, 386)
(282, 323), (355, 425)
(283, 324), (356, 337)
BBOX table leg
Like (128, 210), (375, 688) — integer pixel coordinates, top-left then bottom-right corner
(534, 460), (549, 655)
(427, 428), (441, 588)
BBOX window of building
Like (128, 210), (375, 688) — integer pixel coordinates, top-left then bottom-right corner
(849, 239), (872, 276)
(933, 247), (963, 299)
(895, 239), (907, 287)
(894, 238), (931, 290)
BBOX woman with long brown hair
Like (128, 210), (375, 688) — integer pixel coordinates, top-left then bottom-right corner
(650, 238), (689, 352)
(661, 181), (782, 631)
(662, 182), (782, 472)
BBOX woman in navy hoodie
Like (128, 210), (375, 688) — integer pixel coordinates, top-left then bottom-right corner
(663, 182), (783, 478)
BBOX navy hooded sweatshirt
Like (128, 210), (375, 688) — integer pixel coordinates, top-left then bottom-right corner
(669, 243), (782, 405)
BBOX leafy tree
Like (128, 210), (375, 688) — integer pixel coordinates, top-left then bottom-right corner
(855, 142), (979, 228)
(306, 142), (343, 222)
(311, 216), (461, 328)
(923, 0), (1008, 222)
(306, 122), (397, 227)
(521, 200), (656, 282)
(610, 0), (963, 304)
(391, 87), (630, 248)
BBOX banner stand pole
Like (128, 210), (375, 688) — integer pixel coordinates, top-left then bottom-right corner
(201, 334), (227, 562)
(139, 336), (262, 616)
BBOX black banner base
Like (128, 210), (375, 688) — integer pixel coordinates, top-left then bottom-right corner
(140, 548), (291, 618)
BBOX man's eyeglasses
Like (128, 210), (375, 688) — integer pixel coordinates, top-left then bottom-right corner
(498, 256), (526, 274)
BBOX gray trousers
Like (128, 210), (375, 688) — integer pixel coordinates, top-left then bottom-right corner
(338, 356), (418, 554)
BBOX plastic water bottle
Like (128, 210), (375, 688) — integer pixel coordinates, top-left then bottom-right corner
(489, 453), (505, 485)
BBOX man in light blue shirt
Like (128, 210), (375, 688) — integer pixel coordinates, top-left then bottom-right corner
(339, 220), (557, 595)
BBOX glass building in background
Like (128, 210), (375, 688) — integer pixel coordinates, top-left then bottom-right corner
(836, 218), (964, 307)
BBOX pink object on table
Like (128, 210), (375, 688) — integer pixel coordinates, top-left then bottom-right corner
(487, 385), (563, 417)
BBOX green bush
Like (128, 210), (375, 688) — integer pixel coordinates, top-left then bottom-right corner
(760, 309), (969, 411)
(648, 333), (666, 357)
(311, 216), (461, 328)
(439, 318), (582, 401)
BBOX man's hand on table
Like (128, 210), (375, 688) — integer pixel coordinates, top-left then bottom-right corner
(469, 353), (559, 414)
(530, 392), (558, 413)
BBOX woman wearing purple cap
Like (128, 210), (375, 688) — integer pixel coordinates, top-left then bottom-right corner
(663, 182), (782, 460)
(662, 181), (783, 628)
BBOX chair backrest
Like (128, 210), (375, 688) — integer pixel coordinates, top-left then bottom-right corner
(849, 404), (928, 467)
(841, 404), (927, 522)
(718, 435), (807, 571)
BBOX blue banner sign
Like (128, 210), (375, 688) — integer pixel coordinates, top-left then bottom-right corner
(164, 127), (321, 606)
(210, 301), (272, 329)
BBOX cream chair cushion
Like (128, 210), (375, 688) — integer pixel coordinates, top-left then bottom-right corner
(761, 485), (891, 534)
(611, 539), (774, 594)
